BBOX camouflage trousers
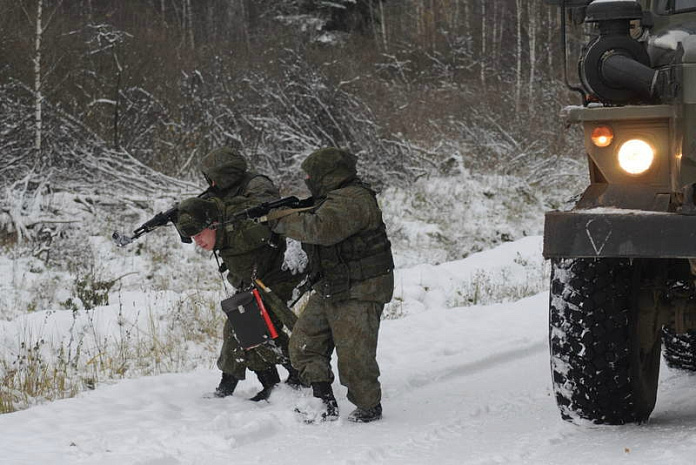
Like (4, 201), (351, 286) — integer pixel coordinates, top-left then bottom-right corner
(289, 295), (383, 410)
(216, 280), (297, 379)
(217, 318), (289, 379)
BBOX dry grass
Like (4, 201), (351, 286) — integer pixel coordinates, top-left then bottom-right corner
(0, 292), (223, 414)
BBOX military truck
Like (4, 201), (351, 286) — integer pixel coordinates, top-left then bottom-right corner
(543, 0), (696, 424)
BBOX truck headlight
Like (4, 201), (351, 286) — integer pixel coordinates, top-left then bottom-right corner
(617, 139), (654, 175)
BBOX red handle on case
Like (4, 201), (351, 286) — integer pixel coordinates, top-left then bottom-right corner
(252, 288), (278, 339)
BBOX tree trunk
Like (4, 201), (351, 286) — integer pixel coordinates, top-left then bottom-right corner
(416, 0), (422, 38)
(547, 6), (555, 74)
(369, 0), (378, 43)
(480, 1), (486, 86)
(34, 0), (44, 164)
(113, 50), (122, 149)
(491, 1), (498, 63)
(496, 2), (505, 62)
(186, 0), (194, 49)
(529, 1), (538, 107)
(515, 0), (523, 115)
(464, 0), (471, 54)
(379, 0), (387, 50)
(244, 0), (251, 56)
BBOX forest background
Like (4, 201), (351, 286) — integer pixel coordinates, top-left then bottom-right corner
(0, 0), (585, 223)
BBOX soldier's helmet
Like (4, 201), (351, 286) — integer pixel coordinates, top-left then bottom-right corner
(199, 147), (248, 191)
(175, 197), (220, 238)
(301, 148), (357, 197)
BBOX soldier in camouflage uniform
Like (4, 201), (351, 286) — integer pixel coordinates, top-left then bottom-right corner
(269, 147), (394, 423)
(176, 147), (303, 401)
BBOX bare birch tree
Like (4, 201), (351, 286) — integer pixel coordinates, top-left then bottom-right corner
(19, 0), (64, 167)
(528, 0), (538, 105)
(32, 0), (43, 159)
(491, 2), (499, 64)
(547, 6), (555, 73)
(480, 1), (486, 86)
(515, 0), (523, 115)
(379, 0), (387, 50)
(186, 0), (195, 49)
(463, 0), (471, 54)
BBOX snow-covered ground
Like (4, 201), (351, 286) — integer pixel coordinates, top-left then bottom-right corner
(3, 236), (696, 465)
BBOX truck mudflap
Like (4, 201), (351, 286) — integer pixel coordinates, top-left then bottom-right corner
(543, 209), (696, 259)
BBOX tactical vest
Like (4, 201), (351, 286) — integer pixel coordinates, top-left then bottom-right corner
(304, 188), (394, 299)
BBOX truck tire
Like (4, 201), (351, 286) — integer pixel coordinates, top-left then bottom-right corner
(549, 257), (661, 424)
(662, 327), (696, 371)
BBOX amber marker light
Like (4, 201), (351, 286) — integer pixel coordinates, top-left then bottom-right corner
(591, 126), (614, 147)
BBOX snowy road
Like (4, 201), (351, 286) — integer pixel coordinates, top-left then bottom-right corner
(3, 238), (696, 464)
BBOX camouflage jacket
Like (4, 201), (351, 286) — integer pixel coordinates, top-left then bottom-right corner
(211, 174), (296, 291)
(272, 181), (394, 303)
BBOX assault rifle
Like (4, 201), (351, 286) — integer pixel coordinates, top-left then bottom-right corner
(221, 195), (315, 226)
(112, 187), (216, 247)
(112, 195), (314, 247)
(112, 204), (189, 247)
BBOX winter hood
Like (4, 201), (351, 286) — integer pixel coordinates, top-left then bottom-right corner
(301, 148), (358, 197)
(199, 147), (248, 191)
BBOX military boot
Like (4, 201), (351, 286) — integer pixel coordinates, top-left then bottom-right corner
(347, 403), (382, 423)
(249, 366), (281, 402)
(214, 372), (239, 398)
(312, 382), (339, 421)
(294, 381), (339, 423)
(283, 363), (307, 389)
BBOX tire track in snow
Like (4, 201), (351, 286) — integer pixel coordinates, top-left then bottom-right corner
(398, 340), (548, 392)
(337, 340), (552, 465)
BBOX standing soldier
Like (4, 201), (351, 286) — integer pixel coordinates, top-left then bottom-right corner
(269, 147), (394, 423)
(177, 147), (303, 401)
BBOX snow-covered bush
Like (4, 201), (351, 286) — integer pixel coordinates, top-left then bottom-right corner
(381, 169), (583, 268)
